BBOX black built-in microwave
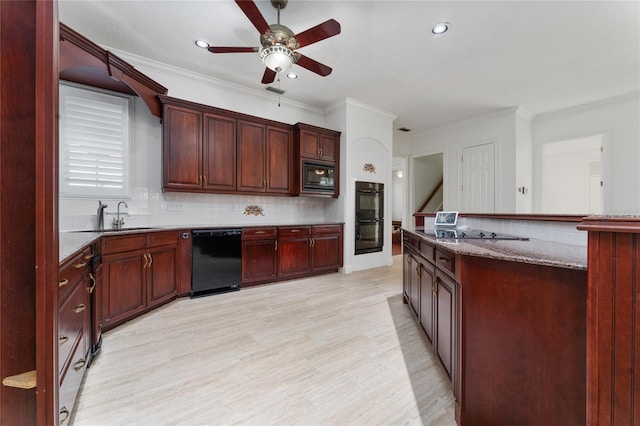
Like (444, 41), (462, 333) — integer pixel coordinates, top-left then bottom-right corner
(302, 161), (335, 192)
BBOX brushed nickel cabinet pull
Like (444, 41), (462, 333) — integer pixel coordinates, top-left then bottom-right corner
(74, 261), (87, 269)
(290, 229), (300, 233)
(255, 231), (265, 234)
(59, 335), (69, 346)
(73, 358), (86, 372)
(87, 273), (96, 293)
(59, 407), (70, 424)
(74, 304), (86, 314)
(59, 278), (69, 287)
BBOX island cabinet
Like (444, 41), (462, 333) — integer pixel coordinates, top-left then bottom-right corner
(237, 121), (294, 194)
(402, 232), (455, 382)
(58, 246), (92, 424)
(100, 231), (179, 331)
(242, 227), (278, 284)
(402, 229), (587, 426)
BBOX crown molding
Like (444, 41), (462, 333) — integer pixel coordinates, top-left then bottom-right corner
(534, 91), (640, 122)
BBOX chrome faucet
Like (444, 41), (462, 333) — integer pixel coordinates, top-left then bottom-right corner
(112, 201), (128, 230)
(97, 201), (108, 231)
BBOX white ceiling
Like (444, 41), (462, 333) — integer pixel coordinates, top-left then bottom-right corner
(58, 0), (640, 134)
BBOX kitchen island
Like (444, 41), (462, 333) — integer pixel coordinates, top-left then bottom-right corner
(402, 227), (587, 426)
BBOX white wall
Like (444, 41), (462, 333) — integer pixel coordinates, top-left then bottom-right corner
(515, 108), (533, 212)
(408, 108), (519, 214)
(533, 92), (640, 214)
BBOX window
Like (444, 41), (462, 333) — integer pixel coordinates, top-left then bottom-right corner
(59, 83), (131, 198)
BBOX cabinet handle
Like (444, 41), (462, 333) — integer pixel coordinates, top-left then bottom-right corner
(309, 238), (312, 247)
(59, 278), (69, 288)
(274, 241), (277, 251)
(59, 407), (70, 424)
(59, 335), (69, 346)
(148, 253), (153, 267)
(87, 273), (96, 293)
(74, 304), (86, 314)
(84, 253), (92, 260)
(143, 253), (149, 268)
(407, 256), (412, 265)
(312, 238), (316, 247)
(438, 257), (450, 264)
(255, 231), (266, 234)
(432, 277), (438, 297)
(73, 261), (87, 269)
(319, 148), (323, 157)
(203, 175), (208, 186)
(73, 358), (86, 372)
(290, 229), (300, 233)
(416, 265), (421, 277)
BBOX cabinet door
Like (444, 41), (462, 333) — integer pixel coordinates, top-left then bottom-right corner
(101, 249), (146, 330)
(409, 255), (421, 318)
(162, 104), (202, 190)
(203, 113), (236, 191)
(402, 251), (412, 302)
(312, 233), (341, 271)
(419, 261), (436, 344)
(278, 236), (311, 277)
(435, 270), (456, 381)
(146, 244), (178, 309)
(237, 120), (266, 192)
(299, 129), (319, 159)
(318, 133), (338, 162)
(242, 239), (277, 283)
(266, 126), (293, 194)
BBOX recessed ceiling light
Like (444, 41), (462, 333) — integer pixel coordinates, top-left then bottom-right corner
(286, 72), (298, 79)
(194, 39), (210, 49)
(431, 22), (450, 35)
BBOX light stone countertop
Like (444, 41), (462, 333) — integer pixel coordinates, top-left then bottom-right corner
(407, 227), (587, 271)
(59, 222), (344, 263)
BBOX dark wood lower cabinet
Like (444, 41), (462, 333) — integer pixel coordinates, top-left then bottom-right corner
(242, 224), (343, 286)
(101, 232), (178, 331)
(402, 230), (587, 426)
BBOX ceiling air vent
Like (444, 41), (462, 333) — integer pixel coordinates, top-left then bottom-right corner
(397, 127), (411, 132)
(266, 86), (285, 95)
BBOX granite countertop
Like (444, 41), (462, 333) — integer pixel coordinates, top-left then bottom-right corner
(59, 222), (344, 263)
(407, 227), (587, 271)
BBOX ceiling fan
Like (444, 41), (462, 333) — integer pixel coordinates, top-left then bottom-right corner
(208, 0), (341, 84)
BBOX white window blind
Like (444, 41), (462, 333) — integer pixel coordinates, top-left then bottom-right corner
(59, 84), (131, 197)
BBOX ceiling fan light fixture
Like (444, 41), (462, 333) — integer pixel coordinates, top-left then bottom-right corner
(260, 45), (296, 72)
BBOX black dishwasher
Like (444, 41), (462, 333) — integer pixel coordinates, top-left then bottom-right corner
(191, 229), (242, 298)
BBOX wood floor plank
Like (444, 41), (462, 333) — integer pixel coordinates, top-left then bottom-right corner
(72, 256), (456, 425)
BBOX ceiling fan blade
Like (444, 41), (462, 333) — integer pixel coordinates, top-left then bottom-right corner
(208, 46), (258, 53)
(296, 54), (332, 77)
(235, 0), (270, 34)
(261, 68), (276, 84)
(295, 19), (341, 48)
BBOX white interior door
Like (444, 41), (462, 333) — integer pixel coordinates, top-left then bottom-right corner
(462, 143), (495, 213)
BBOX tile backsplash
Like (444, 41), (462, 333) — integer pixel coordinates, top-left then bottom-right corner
(59, 187), (329, 231)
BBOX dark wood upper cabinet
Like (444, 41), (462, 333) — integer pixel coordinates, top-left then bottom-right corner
(162, 104), (202, 190)
(203, 113), (236, 191)
(159, 96), (338, 198)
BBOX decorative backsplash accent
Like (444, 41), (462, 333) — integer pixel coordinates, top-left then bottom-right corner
(243, 205), (265, 216)
(363, 163), (376, 174)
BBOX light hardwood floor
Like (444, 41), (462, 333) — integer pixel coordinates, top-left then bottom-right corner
(72, 256), (456, 425)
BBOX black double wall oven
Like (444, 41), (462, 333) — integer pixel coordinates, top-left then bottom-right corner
(355, 181), (384, 254)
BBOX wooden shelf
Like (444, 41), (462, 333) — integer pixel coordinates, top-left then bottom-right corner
(2, 370), (36, 389)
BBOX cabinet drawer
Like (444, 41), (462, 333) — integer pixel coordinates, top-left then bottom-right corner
(147, 231), (178, 247)
(102, 233), (147, 254)
(243, 227), (277, 239)
(59, 248), (91, 302)
(402, 232), (419, 251)
(312, 225), (341, 235)
(435, 249), (455, 275)
(58, 335), (87, 425)
(58, 281), (87, 374)
(279, 226), (311, 237)
(420, 240), (435, 262)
